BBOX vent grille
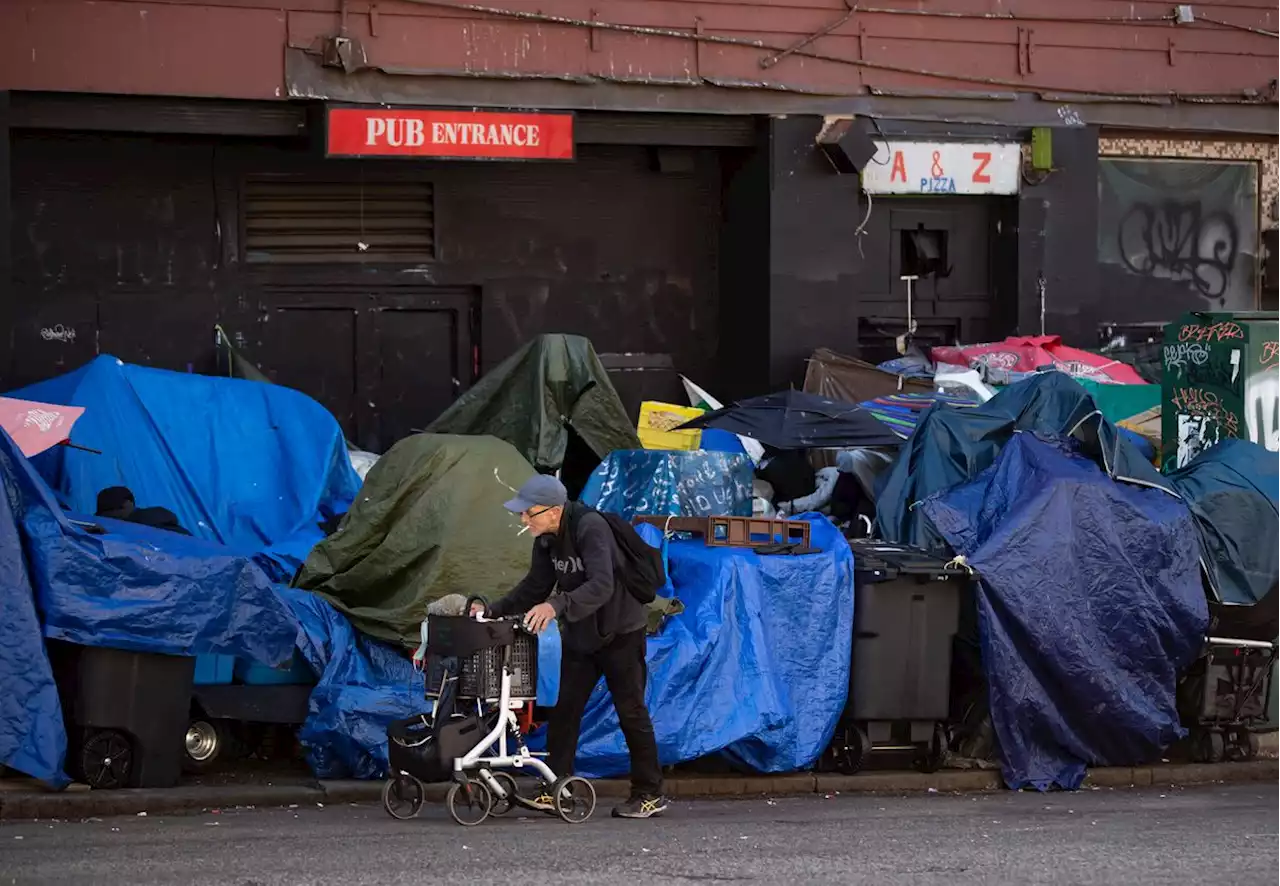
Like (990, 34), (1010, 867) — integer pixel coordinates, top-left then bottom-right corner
(242, 179), (434, 263)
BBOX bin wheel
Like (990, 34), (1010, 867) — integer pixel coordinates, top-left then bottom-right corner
(551, 775), (596, 824)
(79, 729), (134, 790)
(835, 727), (871, 775)
(487, 772), (520, 817)
(183, 718), (235, 774)
(446, 778), (493, 827)
(919, 724), (947, 774)
(382, 773), (425, 820)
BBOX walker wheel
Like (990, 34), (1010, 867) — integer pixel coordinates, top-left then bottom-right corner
(551, 775), (596, 824)
(446, 777), (493, 827)
(488, 771), (520, 817)
(382, 773), (425, 820)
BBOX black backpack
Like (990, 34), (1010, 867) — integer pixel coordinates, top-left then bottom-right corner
(569, 504), (665, 605)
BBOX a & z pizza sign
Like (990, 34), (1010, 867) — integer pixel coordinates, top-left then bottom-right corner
(860, 141), (1021, 195)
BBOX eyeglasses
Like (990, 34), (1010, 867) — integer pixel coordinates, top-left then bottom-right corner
(523, 506), (554, 519)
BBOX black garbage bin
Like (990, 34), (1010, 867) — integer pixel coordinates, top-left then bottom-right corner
(826, 539), (967, 774)
(47, 640), (195, 789)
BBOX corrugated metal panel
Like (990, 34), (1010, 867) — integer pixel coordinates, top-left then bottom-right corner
(241, 179), (435, 264)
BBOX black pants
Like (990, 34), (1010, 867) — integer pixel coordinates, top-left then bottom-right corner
(548, 628), (663, 797)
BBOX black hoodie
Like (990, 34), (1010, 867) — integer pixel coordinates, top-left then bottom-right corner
(487, 503), (647, 653)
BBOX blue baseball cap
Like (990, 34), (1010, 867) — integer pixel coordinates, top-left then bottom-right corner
(503, 474), (568, 513)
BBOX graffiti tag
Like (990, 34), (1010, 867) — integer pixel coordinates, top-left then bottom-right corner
(1117, 202), (1240, 302)
(1163, 342), (1210, 371)
(1170, 387), (1239, 437)
(39, 324), (77, 344)
(1178, 321), (1244, 343)
(1260, 341), (1279, 371)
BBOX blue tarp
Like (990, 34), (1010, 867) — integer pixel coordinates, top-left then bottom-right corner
(580, 449), (754, 521)
(0, 434), (67, 786)
(10, 356), (361, 579)
(1167, 439), (1280, 606)
(288, 515), (853, 780)
(877, 372), (1172, 554)
(0, 425), (298, 784)
(530, 514), (855, 776)
(921, 434), (1208, 791)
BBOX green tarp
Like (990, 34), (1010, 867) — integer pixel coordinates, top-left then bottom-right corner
(294, 434), (536, 647)
(426, 334), (640, 471)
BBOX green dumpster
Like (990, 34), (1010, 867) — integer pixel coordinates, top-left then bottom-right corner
(1161, 311), (1278, 471)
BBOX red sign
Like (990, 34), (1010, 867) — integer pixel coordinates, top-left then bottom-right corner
(326, 107), (575, 161)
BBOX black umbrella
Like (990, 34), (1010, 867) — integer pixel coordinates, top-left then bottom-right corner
(677, 389), (904, 450)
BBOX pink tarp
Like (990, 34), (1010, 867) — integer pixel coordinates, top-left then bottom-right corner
(0, 397), (84, 457)
(931, 335), (1148, 385)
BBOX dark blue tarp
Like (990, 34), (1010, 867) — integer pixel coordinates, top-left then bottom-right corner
(10, 356), (361, 579)
(0, 433), (67, 787)
(921, 434), (1208, 791)
(877, 372), (1172, 554)
(530, 514), (855, 776)
(0, 425), (298, 784)
(1167, 439), (1280, 606)
(580, 449), (754, 521)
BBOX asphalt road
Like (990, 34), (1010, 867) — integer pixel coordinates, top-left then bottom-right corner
(1, 784), (1275, 886)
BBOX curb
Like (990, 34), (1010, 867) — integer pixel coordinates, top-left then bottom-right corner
(2, 760), (1275, 822)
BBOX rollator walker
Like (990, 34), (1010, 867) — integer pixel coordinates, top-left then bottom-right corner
(382, 597), (596, 826)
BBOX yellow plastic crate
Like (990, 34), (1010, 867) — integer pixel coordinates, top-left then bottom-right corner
(637, 401), (704, 451)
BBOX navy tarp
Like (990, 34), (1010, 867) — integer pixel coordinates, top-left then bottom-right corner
(921, 434), (1207, 791)
(1167, 439), (1280, 606)
(10, 356), (361, 578)
(0, 432), (68, 786)
(877, 372), (1173, 554)
(529, 515), (855, 776)
(580, 450), (754, 521)
(0, 426), (298, 783)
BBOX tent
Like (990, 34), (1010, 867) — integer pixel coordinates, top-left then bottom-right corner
(1168, 439), (1280, 608)
(426, 335), (640, 487)
(921, 434), (1207, 791)
(875, 372), (1173, 553)
(293, 434), (536, 648)
(0, 425), (297, 785)
(8, 355), (361, 579)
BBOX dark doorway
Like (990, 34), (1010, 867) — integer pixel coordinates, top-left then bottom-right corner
(253, 285), (477, 452)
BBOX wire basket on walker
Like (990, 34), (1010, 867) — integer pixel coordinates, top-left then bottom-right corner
(382, 596), (597, 827)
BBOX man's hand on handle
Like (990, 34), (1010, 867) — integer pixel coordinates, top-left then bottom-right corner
(522, 602), (557, 634)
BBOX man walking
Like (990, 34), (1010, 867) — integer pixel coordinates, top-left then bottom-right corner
(479, 474), (668, 819)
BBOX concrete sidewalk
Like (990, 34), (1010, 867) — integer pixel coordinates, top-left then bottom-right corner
(2, 759), (1275, 822)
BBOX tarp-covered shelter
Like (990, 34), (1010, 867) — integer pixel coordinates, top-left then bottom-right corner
(921, 434), (1207, 791)
(9, 356), (360, 579)
(426, 335), (640, 489)
(1168, 439), (1279, 608)
(876, 372), (1173, 552)
(294, 434), (536, 647)
(803, 347), (935, 403)
(0, 425), (298, 786)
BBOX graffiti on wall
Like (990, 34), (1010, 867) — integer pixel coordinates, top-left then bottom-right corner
(1098, 159), (1258, 313)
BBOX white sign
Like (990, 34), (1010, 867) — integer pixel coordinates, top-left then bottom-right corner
(861, 141), (1021, 196)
